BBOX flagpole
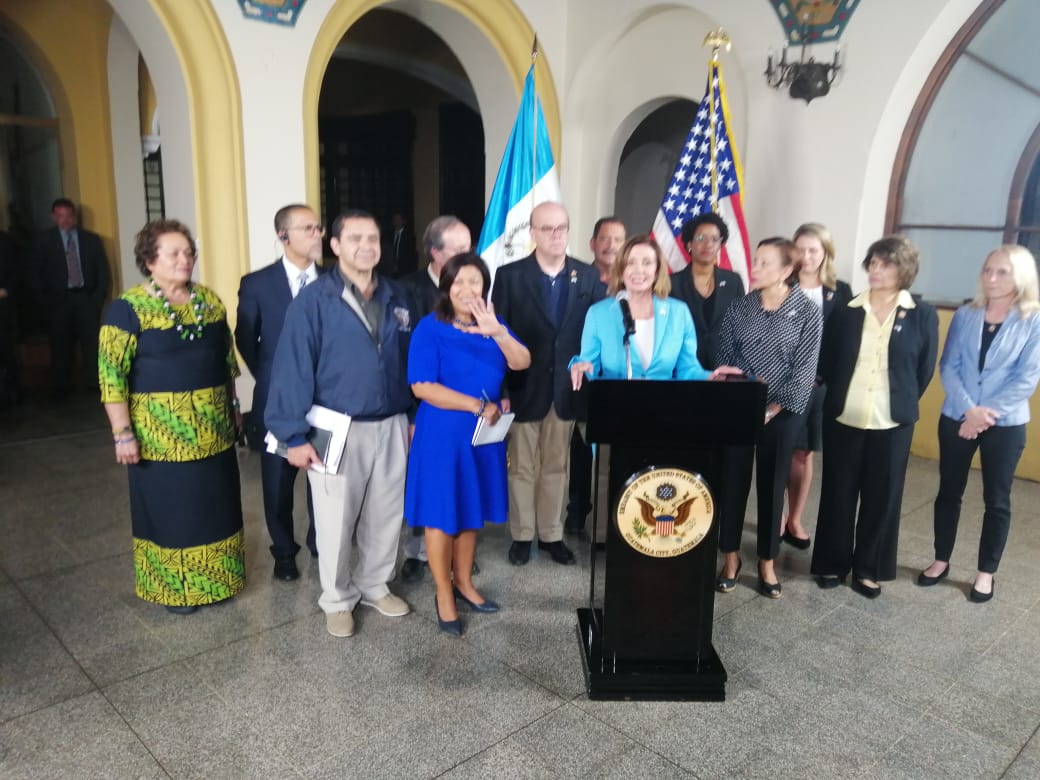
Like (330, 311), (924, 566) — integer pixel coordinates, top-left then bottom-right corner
(702, 28), (731, 214)
(531, 35), (539, 218)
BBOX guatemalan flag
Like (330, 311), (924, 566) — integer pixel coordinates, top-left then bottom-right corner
(650, 60), (751, 289)
(477, 64), (561, 281)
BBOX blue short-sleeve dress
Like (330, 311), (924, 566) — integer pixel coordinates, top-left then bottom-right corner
(404, 314), (515, 534)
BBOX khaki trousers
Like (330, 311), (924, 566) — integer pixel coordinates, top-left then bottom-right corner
(308, 414), (408, 614)
(507, 405), (574, 542)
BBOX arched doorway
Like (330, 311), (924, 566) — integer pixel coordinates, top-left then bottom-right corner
(317, 7), (485, 276)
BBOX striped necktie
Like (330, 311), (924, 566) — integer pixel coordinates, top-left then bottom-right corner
(66, 233), (84, 288)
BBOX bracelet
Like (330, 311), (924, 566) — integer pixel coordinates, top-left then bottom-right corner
(114, 436), (136, 445)
(475, 397), (487, 417)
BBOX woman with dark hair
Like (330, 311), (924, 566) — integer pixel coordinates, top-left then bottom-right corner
(715, 238), (822, 599)
(404, 252), (530, 635)
(811, 235), (938, 598)
(919, 245), (1040, 603)
(670, 213), (745, 370)
(782, 222), (853, 549)
(98, 220), (244, 614)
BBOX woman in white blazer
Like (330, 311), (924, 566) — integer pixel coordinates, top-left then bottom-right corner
(918, 245), (1040, 603)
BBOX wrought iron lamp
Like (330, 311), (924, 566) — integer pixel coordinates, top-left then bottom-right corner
(765, 24), (842, 104)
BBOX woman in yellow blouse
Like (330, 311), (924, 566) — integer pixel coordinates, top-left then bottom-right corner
(810, 236), (938, 598)
(99, 220), (244, 614)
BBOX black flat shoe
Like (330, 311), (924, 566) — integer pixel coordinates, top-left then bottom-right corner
(165, 605), (198, 615)
(435, 596), (463, 636)
(453, 586), (500, 613)
(851, 578), (881, 599)
(400, 557), (425, 583)
(969, 579), (994, 603)
(781, 531), (812, 550)
(916, 564), (949, 587)
(814, 574), (844, 590)
(273, 556), (300, 581)
(508, 541), (531, 566)
(715, 559), (742, 593)
(537, 540), (576, 565)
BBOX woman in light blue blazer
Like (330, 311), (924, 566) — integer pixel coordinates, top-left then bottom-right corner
(569, 235), (738, 386)
(918, 245), (1040, 603)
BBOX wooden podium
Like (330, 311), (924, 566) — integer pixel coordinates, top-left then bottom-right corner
(577, 379), (765, 701)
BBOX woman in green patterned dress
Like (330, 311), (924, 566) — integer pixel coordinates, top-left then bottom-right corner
(99, 220), (245, 614)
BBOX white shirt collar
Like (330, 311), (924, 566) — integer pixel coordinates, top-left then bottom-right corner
(282, 256), (318, 295)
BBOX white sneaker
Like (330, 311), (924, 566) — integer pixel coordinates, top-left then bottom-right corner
(360, 592), (410, 617)
(326, 610), (355, 637)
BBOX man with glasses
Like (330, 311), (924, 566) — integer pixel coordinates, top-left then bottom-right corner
(236, 204), (324, 581)
(491, 201), (605, 565)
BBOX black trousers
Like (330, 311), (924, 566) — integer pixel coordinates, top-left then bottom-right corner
(933, 415), (1025, 573)
(718, 408), (805, 560)
(47, 290), (100, 393)
(811, 418), (914, 582)
(260, 450), (316, 559)
(565, 425), (593, 527)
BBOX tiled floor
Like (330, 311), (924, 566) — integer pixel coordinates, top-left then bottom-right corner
(1, 395), (1039, 778)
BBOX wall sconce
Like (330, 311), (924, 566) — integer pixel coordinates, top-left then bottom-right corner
(765, 25), (842, 104)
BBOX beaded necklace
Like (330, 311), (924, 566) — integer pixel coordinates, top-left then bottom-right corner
(150, 278), (205, 341)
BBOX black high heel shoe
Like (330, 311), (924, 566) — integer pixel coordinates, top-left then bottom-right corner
(452, 586), (500, 613)
(435, 596), (463, 636)
(715, 559), (742, 593)
(757, 562), (782, 599)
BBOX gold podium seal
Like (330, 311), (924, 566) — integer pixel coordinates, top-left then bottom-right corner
(615, 467), (714, 558)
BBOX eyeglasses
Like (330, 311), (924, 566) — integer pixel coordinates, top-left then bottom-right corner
(534, 224), (569, 237)
(291, 224), (325, 237)
(692, 234), (722, 245)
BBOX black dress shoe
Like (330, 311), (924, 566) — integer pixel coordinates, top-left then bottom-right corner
(401, 557), (425, 583)
(969, 579), (994, 603)
(537, 540), (576, 565)
(563, 517), (586, 536)
(851, 578), (881, 599)
(508, 541), (531, 566)
(916, 564), (949, 587)
(781, 531), (812, 550)
(814, 574), (844, 590)
(453, 586), (500, 613)
(715, 559), (742, 593)
(435, 597), (463, 636)
(273, 556), (300, 581)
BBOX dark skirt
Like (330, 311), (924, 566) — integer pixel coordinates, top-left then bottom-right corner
(128, 448), (245, 606)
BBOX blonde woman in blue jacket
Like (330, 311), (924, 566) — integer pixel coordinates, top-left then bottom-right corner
(569, 235), (738, 386)
(918, 245), (1040, 603)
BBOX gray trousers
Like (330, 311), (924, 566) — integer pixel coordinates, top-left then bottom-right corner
(308, 414), (408, 614)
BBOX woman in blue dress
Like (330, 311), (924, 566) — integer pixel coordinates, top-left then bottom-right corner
(405, 252), (530, 636)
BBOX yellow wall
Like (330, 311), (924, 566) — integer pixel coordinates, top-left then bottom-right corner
(138, 55), (157, 136)
(912, 307), (1040, 481)
(1, 0), (119, 290)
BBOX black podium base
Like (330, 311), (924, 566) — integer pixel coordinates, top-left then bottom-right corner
(576, 608), (727, 701)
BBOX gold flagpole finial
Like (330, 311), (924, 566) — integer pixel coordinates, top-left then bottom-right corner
(531, 35), (539, 63)
(703, 28), (731, 62)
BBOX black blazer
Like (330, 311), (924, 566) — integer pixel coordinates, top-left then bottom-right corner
(491, 254), (604, 422)
(669, 265), (745, 370)
(821, 294), (939, 425)
(821, 280), (853, 327)
(32, 226), (109, 307)
(235, 261), (325, 428)
(400, 267), (439, 320)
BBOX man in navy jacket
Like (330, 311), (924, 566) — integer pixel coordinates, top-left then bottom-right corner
(236, 204), (323, 581)
(266, 209), (415, 638)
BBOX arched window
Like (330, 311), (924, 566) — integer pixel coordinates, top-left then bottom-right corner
(888, 0), (1040, 301)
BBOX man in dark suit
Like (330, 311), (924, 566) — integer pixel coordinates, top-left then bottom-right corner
(398, 215), (472, 582)
(491, 201), (605, 565)
(381, 212), (418, 278)
(32, 198), (109, 397)
(236, 204), (324, 581)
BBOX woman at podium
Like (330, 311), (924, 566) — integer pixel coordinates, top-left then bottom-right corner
(714, 238), (823, 599)
(811, 235), (938, 598)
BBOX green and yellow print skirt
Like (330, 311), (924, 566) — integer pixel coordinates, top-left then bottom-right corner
(128, 448), (245, 606)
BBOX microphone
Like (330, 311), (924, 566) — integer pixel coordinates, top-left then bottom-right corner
(616, 290), (636, 345)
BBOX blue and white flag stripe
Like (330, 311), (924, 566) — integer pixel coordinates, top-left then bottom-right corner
(478, 65), (561, 280)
